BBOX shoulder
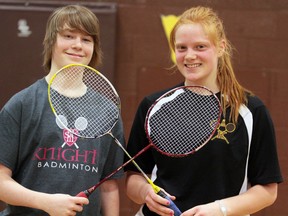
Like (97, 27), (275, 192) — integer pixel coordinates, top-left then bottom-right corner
(243, 93), (275, 129)
(142, 83), (184, 107)
(246, 93), (265, 109)
(2, 79), (46, 112)
(245, 93), (272, 117)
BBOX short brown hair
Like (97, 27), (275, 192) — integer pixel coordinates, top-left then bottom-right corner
(42, 5), (102, 71)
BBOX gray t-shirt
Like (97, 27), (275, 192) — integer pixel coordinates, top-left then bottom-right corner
(0, 78), (125, 215)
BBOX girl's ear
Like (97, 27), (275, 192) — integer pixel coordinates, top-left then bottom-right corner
(218, 39), (226, 57)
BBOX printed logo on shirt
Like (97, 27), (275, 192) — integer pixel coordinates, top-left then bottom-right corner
(211, 119), (236, 144)
(56, 114), (88, 149)
(33, 147), (99, 173)
(31, 114), (99, 173)
(62, 129), (79, 148)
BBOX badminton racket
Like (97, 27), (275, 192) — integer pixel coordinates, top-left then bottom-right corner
(144, 85), (222, 157)
(47, 63), (181, 214)
(48, 63), (122, 191)
(125, 85), (222, 215)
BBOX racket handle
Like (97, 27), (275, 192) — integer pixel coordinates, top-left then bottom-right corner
(76, 190), (90, 198)
(157, 190), (182, 216)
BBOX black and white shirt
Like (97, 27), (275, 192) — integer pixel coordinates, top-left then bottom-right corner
(125, 83), (283, 215)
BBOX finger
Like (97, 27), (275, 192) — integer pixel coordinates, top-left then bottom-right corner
(75, 197), (89, 206)
(146, 197), (174, 216)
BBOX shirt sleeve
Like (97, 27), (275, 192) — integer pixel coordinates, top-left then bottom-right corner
(0, 102), (21, 171)
(247, 97), (283, 185)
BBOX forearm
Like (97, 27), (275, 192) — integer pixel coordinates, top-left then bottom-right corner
(0, 175), (90, 215)
(125, 171), (152, 204)
(219, 183), (278, 216)
(0, 164), (51, 212)
(0, 164), (89, 215)
(0, 176), (49, 211)
(100, 179), (120, 216)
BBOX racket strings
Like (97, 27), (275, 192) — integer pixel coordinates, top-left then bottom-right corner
(147, 87), (221, 156)
(50, 65), (120, 138)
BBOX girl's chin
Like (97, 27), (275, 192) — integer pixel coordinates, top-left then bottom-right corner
(184, 77), (201, 84)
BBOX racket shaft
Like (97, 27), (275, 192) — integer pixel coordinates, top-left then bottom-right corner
(112, 136), (182, 214)
(157, 190), (182, 216)
(75, 135), (182, 214)
(74, 137), (149, 198)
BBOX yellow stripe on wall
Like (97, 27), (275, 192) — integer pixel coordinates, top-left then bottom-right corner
(160, 15), (179, 64)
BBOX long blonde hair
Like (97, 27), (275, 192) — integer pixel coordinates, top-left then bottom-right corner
(42, 5), (103, 72)
(169, 6), (251, 123)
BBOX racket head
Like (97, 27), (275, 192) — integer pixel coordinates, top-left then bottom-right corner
(48, 63), (121, 138)
(145, 85), (222, 157)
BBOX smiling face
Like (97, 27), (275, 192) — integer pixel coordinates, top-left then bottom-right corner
(50, 26), (94, 72)
(174, 23), (222, 91)
(43, 5), (102, 73)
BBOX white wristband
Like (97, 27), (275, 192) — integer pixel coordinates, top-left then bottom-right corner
(215, 200), (227, 216)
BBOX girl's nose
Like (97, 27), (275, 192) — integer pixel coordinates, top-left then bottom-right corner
(185, 49), (197, 60)
(72, 37), (82, 49)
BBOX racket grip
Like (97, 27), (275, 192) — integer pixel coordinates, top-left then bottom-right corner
(157, 190), (182, 216)
(76, 190), (89, 198)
